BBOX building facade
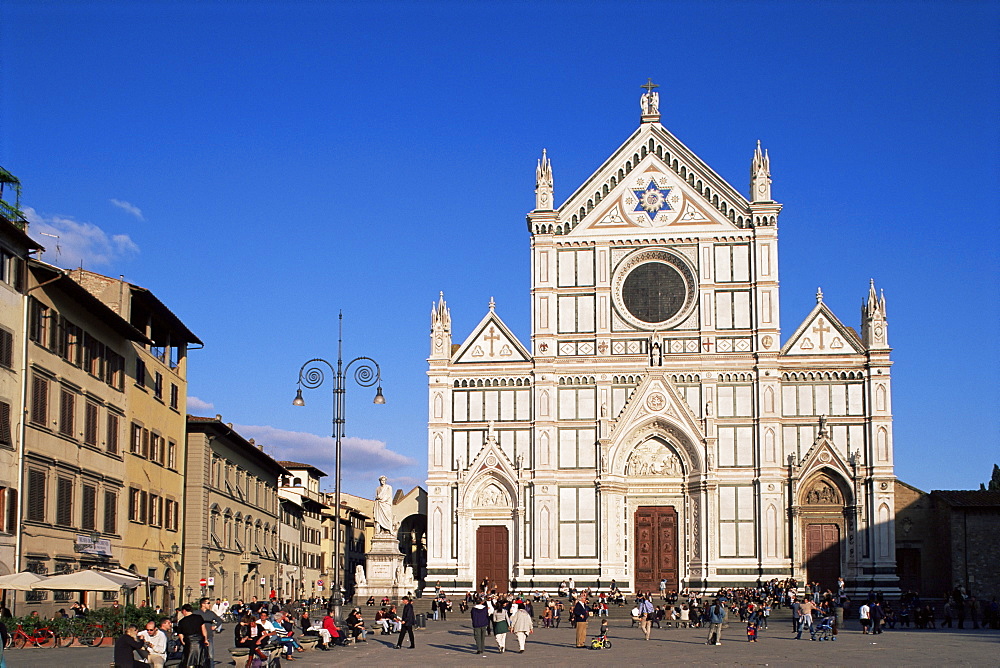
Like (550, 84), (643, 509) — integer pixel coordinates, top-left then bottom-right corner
(184, 416), (285, 604)
(70, 269), (200, 608)
(19, 259), (145, 614)
(426, 90), (897, 595)
(0, 171), (41, 582)
(277, 462), (328, 600)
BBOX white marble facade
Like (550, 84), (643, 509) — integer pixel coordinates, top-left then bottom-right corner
(426, 88), (897, 596)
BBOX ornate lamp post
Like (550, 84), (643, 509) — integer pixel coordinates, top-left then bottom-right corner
(293, 312), (384, 620)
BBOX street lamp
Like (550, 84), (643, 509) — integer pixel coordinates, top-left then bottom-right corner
(293, 311), (384, 621)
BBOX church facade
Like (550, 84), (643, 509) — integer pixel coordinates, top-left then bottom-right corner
(425, 88), (897, 596)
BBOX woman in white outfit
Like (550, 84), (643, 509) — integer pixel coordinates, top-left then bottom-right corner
(508, 607), (534, 653)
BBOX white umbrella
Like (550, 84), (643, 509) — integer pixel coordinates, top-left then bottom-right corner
(104, 567), (167, 586)
(32, 569), (140, 592)
(0, 571), (47, 591)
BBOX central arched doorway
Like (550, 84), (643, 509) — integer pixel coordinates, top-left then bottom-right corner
(799, 474), (848, 592)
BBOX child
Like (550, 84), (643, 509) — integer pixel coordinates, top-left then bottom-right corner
(747, 609), (760, 642)
(599, 617), (609, 640)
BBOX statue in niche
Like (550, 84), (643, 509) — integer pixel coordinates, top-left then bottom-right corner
(627, 441), (682, 476)
(354, 564), (367, 585)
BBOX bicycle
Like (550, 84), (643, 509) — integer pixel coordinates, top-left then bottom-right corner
(590, 634), (612, 650)
(6, 623), (56, 648)
(75, 622), (106, 647)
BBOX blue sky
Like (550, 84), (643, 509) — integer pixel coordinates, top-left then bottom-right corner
(1, 1), (997, 496)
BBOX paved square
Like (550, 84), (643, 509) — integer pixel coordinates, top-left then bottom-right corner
(5, 610), (997, 667)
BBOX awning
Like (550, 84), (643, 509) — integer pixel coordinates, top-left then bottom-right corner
(0, 571), (47, 591)
(32, 569), (142, 592)
(105, 567), (168, 586)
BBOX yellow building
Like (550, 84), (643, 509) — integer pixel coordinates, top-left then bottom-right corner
(277, 462), (328, 600)
(70, 270), (200, 609)
(19, 259), (145, 615)
(321, 492), (371, 602)
(184, 417), (285, 604)
(0, 174), (42, 585)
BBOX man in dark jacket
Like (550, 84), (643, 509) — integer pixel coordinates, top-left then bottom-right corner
(572, 593), (589, 648)
(470, 596), (490, 655)
(395, 596), (416, 649)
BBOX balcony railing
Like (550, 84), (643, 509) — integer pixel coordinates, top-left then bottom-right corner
(0, 199), (28, 230)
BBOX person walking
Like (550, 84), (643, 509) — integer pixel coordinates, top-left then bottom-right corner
(509, 605), (534, 654)
(637, 594), (655, 640)
(471, 596), (490, 655)
(573, 593), (590, 648)
(489, 598), (511, 653)
(393, 596), (417, 649)
(198, 597), (224, 666)
(706, 600), (727, 645)
(177, 604), (209, 668)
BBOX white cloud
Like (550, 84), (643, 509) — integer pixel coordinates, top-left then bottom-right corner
(187, 396), (215, 412)
(109, 199), (144, 220)
(233, 424), (416, 481)
(24, 207), (139, 269)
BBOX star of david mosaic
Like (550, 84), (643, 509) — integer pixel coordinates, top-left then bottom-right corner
(632, 179), (673, 220)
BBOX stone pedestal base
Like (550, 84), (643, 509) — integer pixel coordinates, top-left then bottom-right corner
(353, 535), (415, 602)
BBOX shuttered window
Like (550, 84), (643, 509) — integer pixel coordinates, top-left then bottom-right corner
(84, 402), (99, 446)
(81, 484), (97, 531)
(0, 400), (11, 447)
(56, 476), (73, 527)
(30, 375), (49, 426)
(129, 487), (141, 522)
(59, 389), (75, 437)
(103, 490), (117, 533)
(0, 328), (12, 368)
(27, 469), (45, 522)
(130, 423), (142, 455)
(4, 488), (15, 533)
(107, 414), (120, 454)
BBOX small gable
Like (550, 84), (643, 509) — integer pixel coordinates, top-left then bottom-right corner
(783, 301), (863, 356)
(453, 307), (530, 364)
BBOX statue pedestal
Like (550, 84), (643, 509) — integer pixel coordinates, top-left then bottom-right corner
(354, 535), (414, 602)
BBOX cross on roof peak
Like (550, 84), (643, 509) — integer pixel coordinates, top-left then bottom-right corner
(641, 78), (659, 94)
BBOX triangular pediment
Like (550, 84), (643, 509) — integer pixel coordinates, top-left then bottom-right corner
(608, 371), (705, 444)
(453, 307), (531, 364)
(557, 123), (753, 236)
(782, 301), (864, 356)
(796, 428), (854, 488)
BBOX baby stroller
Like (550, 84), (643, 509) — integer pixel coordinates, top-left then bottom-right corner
(813, 615), (835, 641)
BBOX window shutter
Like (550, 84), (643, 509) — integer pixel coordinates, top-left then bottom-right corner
(82, 484), (97, 530)
(31, 375), (48, 426)
(5, 488), (16, 533)
(142, 428), (150, 459)
(107, 413), (119, 454)
(56, 477), (73, 526)
(140, 490), (148, 524)
(27, 469), (45, 522)
(0, 328), (12, 368)
(0, 400), (11, 447)
(59, 389), (75, 437)
(103, 490), (117, 533)
(84, 402), (98, 446)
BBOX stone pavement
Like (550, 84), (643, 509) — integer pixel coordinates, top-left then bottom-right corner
(4, 610), (997, 667)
